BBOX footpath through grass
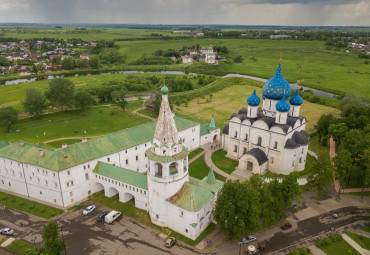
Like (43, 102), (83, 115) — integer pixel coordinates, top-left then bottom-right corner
(90, 191), (214, 246)
(211, 149), (238, 175)
(316, 234), (360, 255)
(347, 232), (370, 250)
(0, 191), (63, 219)
(138, 108), (158, 118)
(189, 155), (225, 181)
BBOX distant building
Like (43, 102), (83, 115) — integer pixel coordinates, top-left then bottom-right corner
(205, 45), (216, 64)
(181, 55), (194, 64)
(269, 35), (292, 39)
(80, 54), (89, 60)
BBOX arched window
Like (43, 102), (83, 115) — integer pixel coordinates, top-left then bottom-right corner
(245, 134), (248, 141)
(257, 137), (262, 146)
(154, 163), (163, 178)
(169, 162), (178, 176)
(234, 145), (237, 152)
(243, 147), (247, 154)
(234, 131), (238, 138)
(274, 141), (278, 149)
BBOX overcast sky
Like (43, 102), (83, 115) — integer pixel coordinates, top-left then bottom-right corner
(1, 0), (369, 26)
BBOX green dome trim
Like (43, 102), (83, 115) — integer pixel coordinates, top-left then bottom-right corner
(161, 85), (169, 95)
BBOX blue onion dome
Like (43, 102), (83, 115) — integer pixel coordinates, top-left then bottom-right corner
(276, 96), (290, 112)
(161, 85), (168, 95)
(290, 89), (303, 106)
(247, 89), (260, 106)
(262, 63), (291, 100)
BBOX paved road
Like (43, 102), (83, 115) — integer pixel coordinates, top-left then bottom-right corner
(0, 206), (207, 255)
(215, 206), (370, 255)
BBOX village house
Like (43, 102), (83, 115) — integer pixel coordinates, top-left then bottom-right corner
(181, 55), (194, 64)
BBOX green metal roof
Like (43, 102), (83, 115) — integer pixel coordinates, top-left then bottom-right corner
(146, 146), (189, 163)
(167, 176), (223, 212)
(0, 140), (9, 149)
(0, 116), (199, 172)
(94, 161), (148, 190)
(206, 166), (216, 185)
(200, 123), (219, 136)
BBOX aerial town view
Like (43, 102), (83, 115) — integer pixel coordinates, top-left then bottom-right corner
(0, 1), (369, 255)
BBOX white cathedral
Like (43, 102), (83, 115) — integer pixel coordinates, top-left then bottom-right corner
(0, 85), (222, 240)
(222, 63), (309, 175)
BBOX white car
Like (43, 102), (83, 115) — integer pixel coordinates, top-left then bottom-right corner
(238, 235), (257, 245)
(82, 205), (96, 216)
(0, 228), (14, 236)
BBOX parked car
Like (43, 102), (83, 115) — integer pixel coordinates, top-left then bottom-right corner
(280, 223), (292, 230)
(82, 205), (96, 216)
(97, 211), (110, 222)
(0, 228), (14, 236)
(239, 235), (257, 245)
(165, 237), (176, 248)
(105, 210), (121, 224)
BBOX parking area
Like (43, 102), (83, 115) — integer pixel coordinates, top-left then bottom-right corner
(0, 205), (205, 255)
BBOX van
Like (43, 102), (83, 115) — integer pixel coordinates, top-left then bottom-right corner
(104, 210), (121, 224)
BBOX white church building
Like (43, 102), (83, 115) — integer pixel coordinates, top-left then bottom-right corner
(0, 85), (222, 240)
(222, 63), (309, 175)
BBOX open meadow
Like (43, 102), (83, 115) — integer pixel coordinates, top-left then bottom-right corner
(175, 84), (341, 134)
(117, 38), (370, 95)
(1, 27), (189, 40)
(0, 105), (150, 145)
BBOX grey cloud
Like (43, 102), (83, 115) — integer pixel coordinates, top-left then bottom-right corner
(235, 0), (363, 5)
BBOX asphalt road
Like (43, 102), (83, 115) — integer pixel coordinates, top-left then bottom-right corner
(215, 206), (370, 255)
(0, 206), (368, 255)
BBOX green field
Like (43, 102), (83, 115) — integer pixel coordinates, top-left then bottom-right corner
(0, 106), (150, 144)
(211, 149), (239, 174)
(116, 38), (370, 95)
(0, 191), (63, 219)
(6, 239), (46, 255)
(188, 148), (204, 160)
(347, 232), (370, 250)
(189, 155), (225, 181)
(1, 27), (190, 40)
(176, 84), (341, 134)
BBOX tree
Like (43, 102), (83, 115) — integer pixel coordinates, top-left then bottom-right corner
(0, 106), (18, 131)
(61, 57), (75, 70)
(22, 88), (47, 119)
(358, 149), (370, 199)
(42, 220), (66, 255)
(214, 180), (261, 239)
(74, 89), (95, 113)
(341, 129), (368, 158)
(89, 55), (100, 69)
(328, 123), (348, 145)
(233, 55), (244, 63)
(308, 156), (334, 199)
(45, 78), (75, 110)
(333, 150), (353, 197)
(315, 114), (336, 145)
(153, 92), (162, 115)
(111, 90), (128, 111)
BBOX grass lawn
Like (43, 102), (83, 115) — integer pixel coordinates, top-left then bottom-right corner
(347, 232), (370, 250)
(0, 106), (150, 144)
(289, 248), (313, 255)
(361, 227), (370, 233)
(0, 191), (63, 219)
(175, 85), (341, 134)
(342, 191), (370, 197)
(188, 148), (204, 160)
(318, 239), (360, 255)
(189, 155), (225, 181)
(308, 135), (330, 158)
(138, 108), (158, 118)
(6, 239), (46, 255)
(117, 38), (370, 95)
(126, 100), (144, 111)
(211, 149), (239, 175)
(90, 191), (215, 246)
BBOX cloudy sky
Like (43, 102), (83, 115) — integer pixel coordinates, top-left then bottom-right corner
(1, 0), (369, 26)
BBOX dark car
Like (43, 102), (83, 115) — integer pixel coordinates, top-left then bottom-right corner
(280, 223), (292, 230)
(165, 237), (176, 248)
(97, 211), (110, 222)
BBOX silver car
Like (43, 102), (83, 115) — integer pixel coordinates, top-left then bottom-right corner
(0, 228), (14, 236)
(238, 235), (257, 245)
(82, 205), (96, 216)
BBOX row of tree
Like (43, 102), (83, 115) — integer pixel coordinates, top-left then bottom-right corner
(214, 174), (300, 239)
(315, 93), (369, 193)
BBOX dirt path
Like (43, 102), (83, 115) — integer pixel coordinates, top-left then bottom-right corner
(44, 136), (99, 144)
